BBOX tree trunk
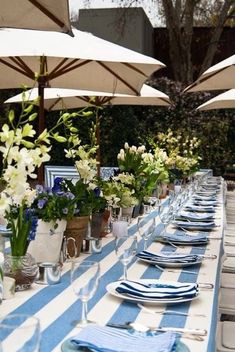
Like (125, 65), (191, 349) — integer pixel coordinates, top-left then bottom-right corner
(199, 0), (233, 75)
(162, 0), (198, 83)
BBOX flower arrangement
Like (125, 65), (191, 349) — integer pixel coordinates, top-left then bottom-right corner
(153, 129), (201, 180)
(31, 177), (76, 226)
(0, 93), (90, 256)
(117, 143), (169, 202)
(101, 172), (138, 208)
(62, 124), (107, 215)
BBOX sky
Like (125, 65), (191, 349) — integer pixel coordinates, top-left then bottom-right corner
(69, 0), (160, 27)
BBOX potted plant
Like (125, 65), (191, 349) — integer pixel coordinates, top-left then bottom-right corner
(27, 177), (77, 263)
(0, 90), (89, 289)
(61, 124), (108, 255)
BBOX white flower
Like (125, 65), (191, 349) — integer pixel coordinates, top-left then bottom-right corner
(124, 142), (129, 149)
(130, 145), (137, 153)
(137, 145), (146, 154)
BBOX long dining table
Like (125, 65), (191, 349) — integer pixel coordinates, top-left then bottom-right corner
(1, 176), (225, 352)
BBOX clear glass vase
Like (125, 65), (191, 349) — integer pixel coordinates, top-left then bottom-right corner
(3, 253), (38, 291)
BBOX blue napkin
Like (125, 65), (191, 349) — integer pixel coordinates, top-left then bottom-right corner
(176, 211), (214, 221)
(71, 324), (178, 352)
(185, 205), (215, 213)
(136, 250), (200, 263)
(116, 280), (198, 300)
(192, 200), (218, 206)
(159, 232), (208, 243)
(174, 220), (215, 230)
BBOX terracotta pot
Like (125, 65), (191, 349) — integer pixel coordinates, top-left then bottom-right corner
(100, 209), (111, 238)
(64, 216), (89, 257)
(91, 212), (104, 239)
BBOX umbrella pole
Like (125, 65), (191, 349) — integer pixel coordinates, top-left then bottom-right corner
(37, 82), (45, 184)
(95, 109), (101, 177)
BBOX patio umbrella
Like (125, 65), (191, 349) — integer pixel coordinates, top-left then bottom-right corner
(5, 85), (171, 109)
(0, 27), (165, 135)
(0, 0), (73, 35)
(5, 85), (171, 176)
(184, 54), (235, 92)
(197, 89), (235, 110)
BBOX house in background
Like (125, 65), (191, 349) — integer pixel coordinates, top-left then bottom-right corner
(72, 7), (154, 57)
(73, 7), (235, 81)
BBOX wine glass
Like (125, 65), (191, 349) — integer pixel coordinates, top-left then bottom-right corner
(0, 314), (41, 352)
(70, 260), (100, 327)
(137, 217), (155, 250)
(159, 205), (174, 236)
(115, 235), (137, 280)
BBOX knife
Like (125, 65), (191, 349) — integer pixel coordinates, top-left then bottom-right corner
(106, 322), (207, 336)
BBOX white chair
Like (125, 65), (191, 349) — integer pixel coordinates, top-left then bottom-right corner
(217, 321), (235, 351)
(219, 287), (235, 315)
(222, 257), (235, 273)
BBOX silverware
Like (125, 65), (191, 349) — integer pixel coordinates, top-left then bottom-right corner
(154, 264), (205, 276)
(137, 303), (206, 317)
(106, 322), (207, 337)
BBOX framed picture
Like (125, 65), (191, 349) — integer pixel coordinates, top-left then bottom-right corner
(44, 165), (79, 188)
(44, 165), (119, 187)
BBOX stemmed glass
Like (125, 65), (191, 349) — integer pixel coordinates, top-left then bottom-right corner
(137, 217), (156, 250)
(159, 205), (174, 236)
(0, 314), (41, 352)
(71, 260), (100, 327)
(115, 235), (137, 280)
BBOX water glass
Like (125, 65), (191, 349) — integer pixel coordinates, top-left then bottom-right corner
(115, 235), (137, 280)
(71, 260), (100, 327)
(137, 217), (156, 250)
(159, 205), (174, 236)
(0, 314), (41, 352)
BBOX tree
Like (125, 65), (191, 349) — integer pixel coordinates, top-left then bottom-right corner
(74, 0), (234, 84)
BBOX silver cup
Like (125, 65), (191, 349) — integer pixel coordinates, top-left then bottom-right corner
(35, 262), (61, 285)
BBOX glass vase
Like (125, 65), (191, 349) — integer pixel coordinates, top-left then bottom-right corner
(3, 253), (38, 291)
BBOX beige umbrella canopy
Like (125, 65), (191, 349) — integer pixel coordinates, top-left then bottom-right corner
(0, 27), (165, 134)
(5, 85), (171, 176)
(0, 0), (73, 35)
(197, 89), (235, 110)
(184, 54), (235, 92)
(5, 85), (171, 110)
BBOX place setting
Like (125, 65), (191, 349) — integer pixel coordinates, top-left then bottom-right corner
(61, 321), (192, 352)
(136, 250), (204, 268)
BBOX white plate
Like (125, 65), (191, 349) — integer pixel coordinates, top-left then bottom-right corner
(138, 256), (203, 268)
(106, 280), (200, 305)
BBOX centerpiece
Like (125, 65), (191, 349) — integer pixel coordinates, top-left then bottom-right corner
(0, 93), (90, 289)
(61, 124), (108, 256)
(27, 177), (76, 263)
(117, 143), (169, 215)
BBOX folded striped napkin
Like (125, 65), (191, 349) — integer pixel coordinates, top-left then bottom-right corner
(185, 205), (215, 212)
(192, 200), (218, 206)
(0, 225), (11, 234)
(159, 232), (208, 243)
(174, 220), (215, 229)
(136, 250), (200, 263)
(71, 324), (177, 352)
(176, 211), (214, 221)
(116, 280), (198, 300)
